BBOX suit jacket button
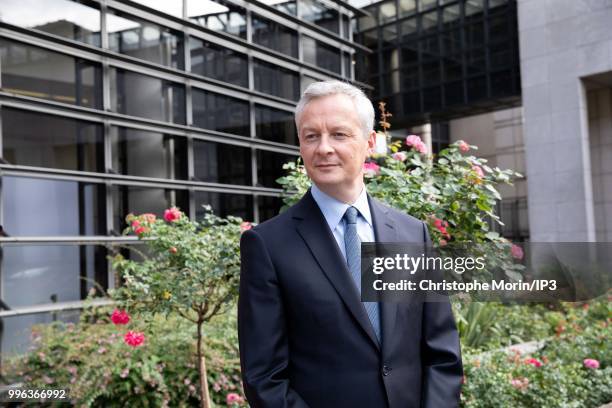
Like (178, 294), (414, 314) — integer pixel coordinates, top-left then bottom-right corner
(382, 365), (391, 376)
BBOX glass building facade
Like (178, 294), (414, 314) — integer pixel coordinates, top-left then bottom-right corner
(0, 0), (363, 354)
(355, 0), (520, 126)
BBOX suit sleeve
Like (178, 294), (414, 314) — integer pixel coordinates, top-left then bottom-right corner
(238, 229), (311, 408)
(420, 222), (464, 408)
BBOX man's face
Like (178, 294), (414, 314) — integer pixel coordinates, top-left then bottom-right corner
(297, 94), (375, 198)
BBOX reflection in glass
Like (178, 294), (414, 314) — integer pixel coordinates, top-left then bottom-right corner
(110, 68), (185, 124)
(255, 105), (297, 145)
(379, 1), (397, 24)
(192, 89), (250, 136)
(188, 0), (247, 39)
(190, 38), (248, 87)
(253, 60), (300, 101)
(252, 14), (298, 58)
(130, 0), (183, 17)
(107, 10), (184, 69)
(257, 0), (297, 15)
(111, 127), (188, 179)
(399, 0), (416, 17)
(195, 191), (253, 220)
(2, 176), (106, 236)
(258, 195), (282, 221)
(112, 186), (188, 232)
(300, 0), (339, 34)
(2, 311), (80, 356)
(194, 140), (252, 185)
(2, 108), (103, 173)
(0, 0), (101, 46)
(341, 14), (350, 39)
(302, 36), (341, 74)
(2, 245), (107, 309)
(0, 39), (102, 108)
(256, 150), (297, 188)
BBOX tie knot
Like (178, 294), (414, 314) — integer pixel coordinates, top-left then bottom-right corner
(344, 206), (358, 225)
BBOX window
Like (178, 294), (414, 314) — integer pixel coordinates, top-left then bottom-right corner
(193, 140), (252, 185)
(0, 39), (102, 108)
(257, 0), (297, 15)
(255, 105), (297, 145)
(188, 0), (247, 39)
(131, 0), (183, 17)
(258, 195), (283, 221)
(195, 191), (253, 220)
(256, 150), (297, 188)
(110, 68), (186, 124)
(2, 245), (107, 308)
(112, 185), (189, 232)
(252, 14), (298, 58)
(2, 176), (106, 236)
(253, 60), (300, 101)
(2, 108), (103, 173)
(190, 38), (248, 88)
(302, 36), (341, 74)
(0, 0), (101, 46)
(110, 127), (188, 179)
(379, 1), (397, 24)
(300, 0), (340, 34)
(192, 89), (250, 136)
(107, 10), (184, 69)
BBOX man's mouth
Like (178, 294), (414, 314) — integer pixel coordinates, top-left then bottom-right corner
(315, 164), (339, 168)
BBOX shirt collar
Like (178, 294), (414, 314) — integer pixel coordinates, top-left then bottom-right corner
(311, 183), (373, 231)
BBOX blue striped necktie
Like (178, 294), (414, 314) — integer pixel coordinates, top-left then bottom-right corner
(343, 206), (381, 343)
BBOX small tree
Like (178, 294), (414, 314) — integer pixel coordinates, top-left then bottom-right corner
(110, 206), (249, 408)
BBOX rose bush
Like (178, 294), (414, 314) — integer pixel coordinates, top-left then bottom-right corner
(3, 305), (246, 407)
(109, 206), (246, 408)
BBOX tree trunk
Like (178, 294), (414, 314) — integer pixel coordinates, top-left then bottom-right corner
(197, 319), (211, 408)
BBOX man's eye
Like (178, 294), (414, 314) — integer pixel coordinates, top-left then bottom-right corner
(305, 134), (318, 140)
(334, 133), (348, 138)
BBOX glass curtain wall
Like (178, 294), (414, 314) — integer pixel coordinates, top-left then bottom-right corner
(0, 0), (358, 354)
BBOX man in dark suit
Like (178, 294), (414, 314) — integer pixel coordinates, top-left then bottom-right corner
(239, 80), (462, 407)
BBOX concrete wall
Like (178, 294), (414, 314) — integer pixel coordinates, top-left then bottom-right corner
(518, 0), (612, 241)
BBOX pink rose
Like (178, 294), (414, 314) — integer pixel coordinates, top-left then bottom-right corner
(169, 247), (178, 254)
(134, 226), (149, 236)
(163, 207), (182, 223)
(471, 165), (484, 178)
(458, 141), (470, 152)
(142, 213), (156, 223)
(131, 220), (141, 229)
(240, 222), (252, 233)
(583, 358), (600, 369)
(510, 377), (529, 390)
(511, 244), (524, 260)
(111, 309), (130, 325)
(405, 135), (427, 154)
(363, 162), (380, 177)
(391, 151), (407, 162)
(226, 392), (244, 405)
(124, 331), (145, 347)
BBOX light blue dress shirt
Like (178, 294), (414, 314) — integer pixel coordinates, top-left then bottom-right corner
(310, 184), (375, 261)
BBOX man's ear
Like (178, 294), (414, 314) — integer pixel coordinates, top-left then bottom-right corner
(367, 130), (377, 155)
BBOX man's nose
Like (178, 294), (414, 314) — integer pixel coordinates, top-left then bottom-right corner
(315, 134), (334, 155)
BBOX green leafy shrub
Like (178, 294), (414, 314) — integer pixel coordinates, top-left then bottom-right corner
(3, 306), (244, 407)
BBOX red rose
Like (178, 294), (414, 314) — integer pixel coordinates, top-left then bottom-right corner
(164, 207), (182, 222)
(111, 309), (130, 325)
(124, 331), (145, 347)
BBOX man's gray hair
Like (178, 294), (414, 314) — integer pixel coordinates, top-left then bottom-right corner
(295, 80), (375, 139)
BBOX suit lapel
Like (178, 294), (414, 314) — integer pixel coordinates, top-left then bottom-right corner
(368, 195), (399, 357)
(293, 190), (381, 350)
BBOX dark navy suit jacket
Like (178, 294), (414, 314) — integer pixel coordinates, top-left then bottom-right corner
(238, 190), (462, 408)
